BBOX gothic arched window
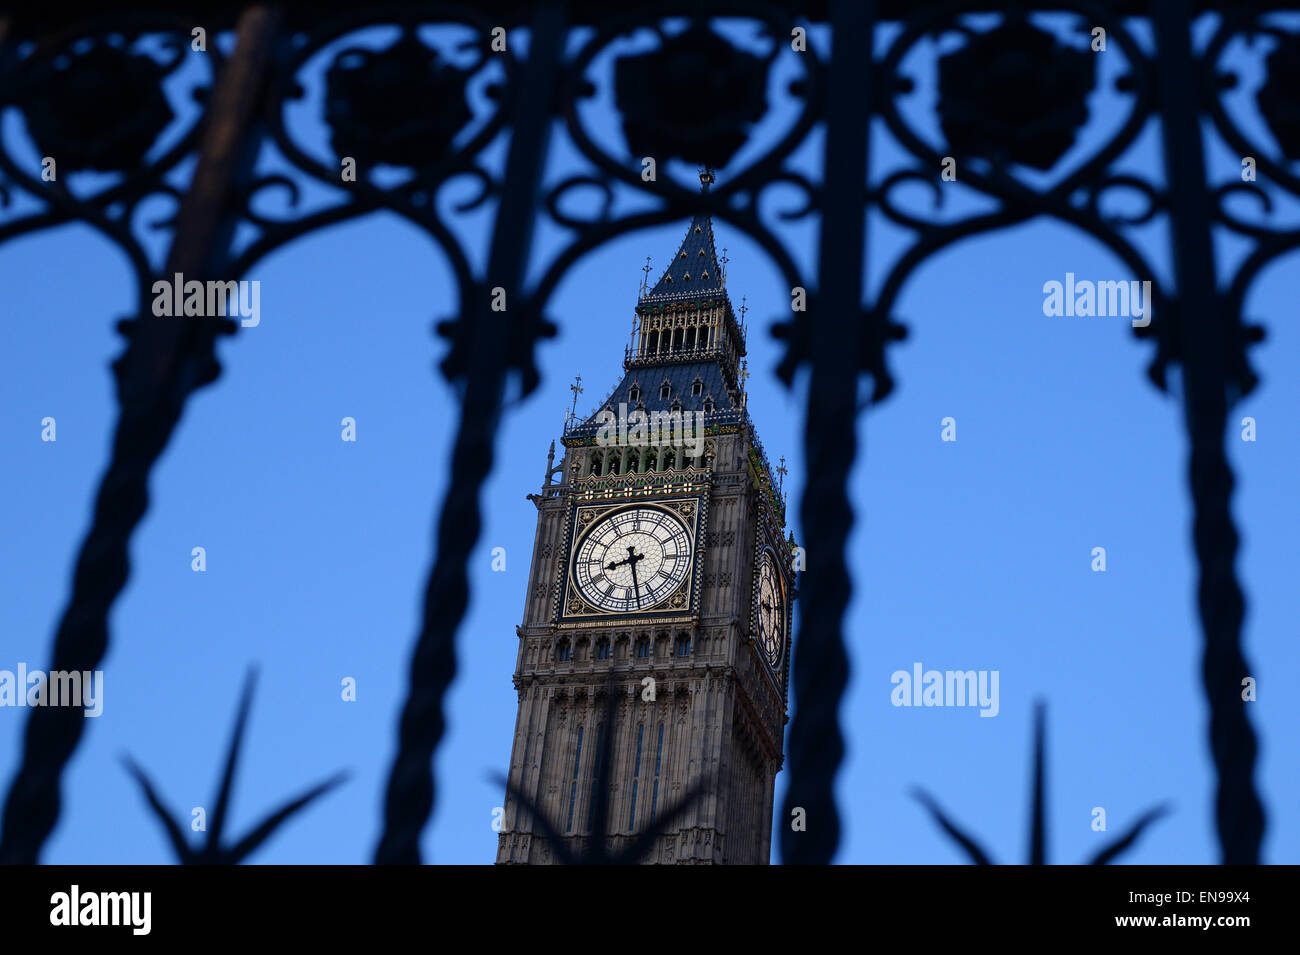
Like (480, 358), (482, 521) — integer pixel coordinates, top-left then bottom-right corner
(675, 635), (691, 657)
(555, 639), (572, 662)
(635, 636), (651, 658)
(650, 723), (665, 820)
(585, 723), (605, 833)
(596, 638), (611, 660)
(627, 723), (645, 829)
(566, 726), (584, 833)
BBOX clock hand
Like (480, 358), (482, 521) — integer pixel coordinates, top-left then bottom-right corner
(607, 543), (647, 572)
(627, 545), (642, 608)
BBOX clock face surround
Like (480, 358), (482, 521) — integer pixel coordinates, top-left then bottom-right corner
(757, 548), (785, 668)
(572, 505), (694, 614)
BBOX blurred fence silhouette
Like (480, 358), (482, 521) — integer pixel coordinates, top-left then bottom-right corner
(0, 0), (1289, 864)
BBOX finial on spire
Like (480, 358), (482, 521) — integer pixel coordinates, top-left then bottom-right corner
(776, 455), (787, 494)
(567, 373), (583, 429)
(738, 294), (747, 327)
(720, 246), (729, 285)
(639, 255), (652, 297)
(699, 165), (715, 191)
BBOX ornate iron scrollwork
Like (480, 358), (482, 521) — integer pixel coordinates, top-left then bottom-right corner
(18, 39), (176, 173)
(1256, 29), (1300, 160)
(613, 21), (770, 170)
(938, 17), (1096, 172)
(324, 31), (474, 169)
(0, 17), (214, 292)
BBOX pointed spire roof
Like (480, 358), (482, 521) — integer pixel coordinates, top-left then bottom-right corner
(640, 170), (728, 306)
(641, 213), (725, 303)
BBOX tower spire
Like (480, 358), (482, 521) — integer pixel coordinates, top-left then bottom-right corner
(640, 212), (725, 302)
(622, 170), (746, 384)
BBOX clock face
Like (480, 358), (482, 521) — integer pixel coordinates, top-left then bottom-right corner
(573, 506), (693, 614)
(757, 549), (785, 667)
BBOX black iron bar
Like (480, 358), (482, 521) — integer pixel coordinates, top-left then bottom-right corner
(0, 6), (280, 865)
(1152, 0), (1264, 864)
(374, 0), (569, 865)
(780, 0), (875, 866)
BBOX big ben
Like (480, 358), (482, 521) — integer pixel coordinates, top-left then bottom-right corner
(496, 172), (795, 865)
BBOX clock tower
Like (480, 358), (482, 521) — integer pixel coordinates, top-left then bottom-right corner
(496, 175), (795, 865)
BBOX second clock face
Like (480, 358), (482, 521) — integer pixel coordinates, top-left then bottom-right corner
(573, 506), (693, 614)
(757, 549), (785, 667)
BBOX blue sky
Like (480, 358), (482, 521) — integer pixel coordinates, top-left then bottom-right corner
(1, 15), (1297, 864)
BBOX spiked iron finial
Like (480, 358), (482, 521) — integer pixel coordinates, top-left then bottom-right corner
(910, 700), (1170, 864)
(122, 667), (348, 864)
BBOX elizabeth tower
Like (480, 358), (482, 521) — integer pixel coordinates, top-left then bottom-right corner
(496, 174), (795, 865)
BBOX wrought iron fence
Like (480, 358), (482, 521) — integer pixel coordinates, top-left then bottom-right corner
(0, 0), (1290, 864)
